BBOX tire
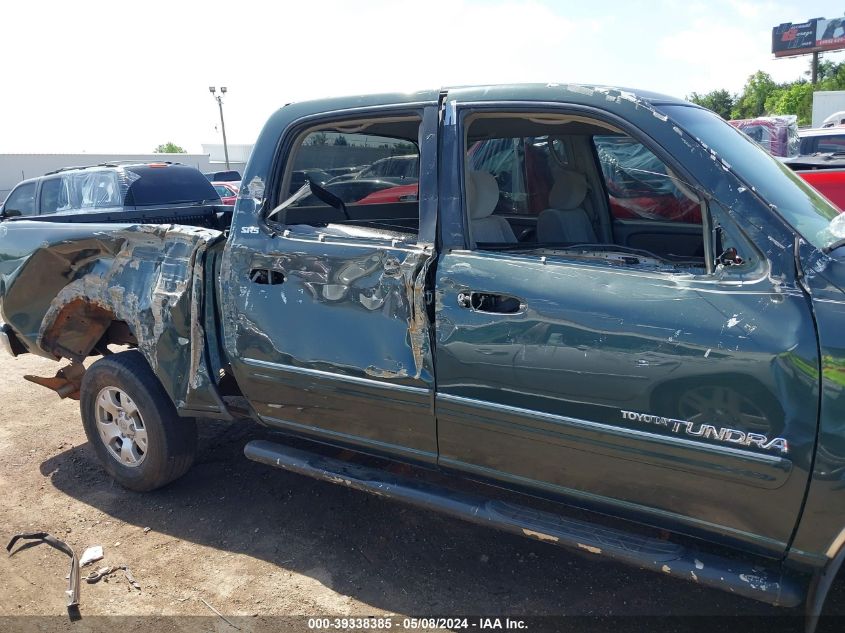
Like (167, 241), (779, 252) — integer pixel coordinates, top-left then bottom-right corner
(80, 350), (197, 491)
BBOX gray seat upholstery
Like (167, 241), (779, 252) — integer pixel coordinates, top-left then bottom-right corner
(537, 170), (597, 244)
(468, 170), (516, 244)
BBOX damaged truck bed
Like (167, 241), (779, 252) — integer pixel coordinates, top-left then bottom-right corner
(3, 84), (845, 630)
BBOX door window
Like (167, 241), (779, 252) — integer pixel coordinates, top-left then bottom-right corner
(593, 136), (702, 224)
(271, 117), (421, 238)
(3, 182), (36, 216)
(463, 114), (707, 267)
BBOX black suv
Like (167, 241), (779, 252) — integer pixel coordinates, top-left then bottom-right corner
(1, 162), (225, 226)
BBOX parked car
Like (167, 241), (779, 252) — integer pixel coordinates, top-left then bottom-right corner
(356, 183), (419, 205)
(357, 154), (419, 179)
(0, 162), (228, 228)
(212, 181), (239, 205)
(821, 110), (845, 128)
(799, 127), (845, 155)
(287, 169), (332, 195)
(5, 84), (845, 627)
(203, 170), (242, 182)
(784, 154), (845, 211)
(728, 115), (799, 157)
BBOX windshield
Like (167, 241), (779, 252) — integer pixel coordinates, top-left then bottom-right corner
(663, 105), (840, 250)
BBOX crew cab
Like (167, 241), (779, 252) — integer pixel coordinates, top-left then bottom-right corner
(0, 162), (229, 228)
(2, 85), (845, 629)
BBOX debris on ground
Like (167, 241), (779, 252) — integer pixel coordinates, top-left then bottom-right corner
(201, 597), (241, 630)
(84, 564), (141, 591)
(80, 545), (104, 567)
(6, 531), (80, 612)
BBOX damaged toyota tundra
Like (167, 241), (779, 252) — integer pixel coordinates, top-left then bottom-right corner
(3, 84), (845, 627)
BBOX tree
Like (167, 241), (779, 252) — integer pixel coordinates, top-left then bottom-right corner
(155, 142), (186, 153)
(731, 71), (779, 119)
(687, 89), (735, 120)
(308, 132), (328, 146)
(765, 82), (814, 126)
(333, 135), (348, 146)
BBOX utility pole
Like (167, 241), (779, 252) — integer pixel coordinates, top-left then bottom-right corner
(208, 86), (230, 169)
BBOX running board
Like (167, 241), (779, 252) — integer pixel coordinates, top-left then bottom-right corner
(245, 440), (803, 607)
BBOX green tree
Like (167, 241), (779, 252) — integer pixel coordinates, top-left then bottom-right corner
(687, 89), (735, 119)
(731, 71), (779, 119)
(765, 82), (814, 125)
(333, 135), (348, 146)
(820, 60), (845, 91)
(308, 132), (328, 146)
(155, 142), (186, 153)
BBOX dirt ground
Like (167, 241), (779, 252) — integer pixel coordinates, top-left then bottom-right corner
(0, 352), (842, 631)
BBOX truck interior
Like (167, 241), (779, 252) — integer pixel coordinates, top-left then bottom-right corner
(463, 113), (708, 270)
(270, 116), (422, 240)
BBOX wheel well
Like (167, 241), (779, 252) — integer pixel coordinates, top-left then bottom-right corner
(41, 298), (137, 362)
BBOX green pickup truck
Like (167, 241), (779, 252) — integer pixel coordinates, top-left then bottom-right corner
(2, 84), (845, 628)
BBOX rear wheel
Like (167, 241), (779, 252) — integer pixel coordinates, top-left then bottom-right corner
(80, 350), (197, 491)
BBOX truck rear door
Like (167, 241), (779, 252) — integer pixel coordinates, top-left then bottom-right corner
(222, 104), (439, 464)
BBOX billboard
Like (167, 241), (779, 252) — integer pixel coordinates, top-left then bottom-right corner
(773, 17), (845, 57)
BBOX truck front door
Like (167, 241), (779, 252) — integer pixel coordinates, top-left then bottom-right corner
(433, 100), (817, 555)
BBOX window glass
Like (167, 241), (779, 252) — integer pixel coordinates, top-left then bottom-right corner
(468, 136), (564, 215)
(39, 178), (65, 213)
(463, 115), (706, 267)
(273, 120), (421, 236)
(664, 105), (840, 250)
(3, 182), (36, 216)
(75, 171), (121, 209)
(126, 165), (218, 206)
(593, 136), (702, 224)
(815, 135), (845, 153)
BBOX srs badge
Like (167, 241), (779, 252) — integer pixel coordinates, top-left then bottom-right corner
(621, 410), (789, 454)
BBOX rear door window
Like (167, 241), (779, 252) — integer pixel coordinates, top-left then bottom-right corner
(273, 117), (422, 237)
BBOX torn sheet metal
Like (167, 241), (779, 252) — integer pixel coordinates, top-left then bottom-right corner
(0, 222), (228, 416)
(7, 531), (80, 611)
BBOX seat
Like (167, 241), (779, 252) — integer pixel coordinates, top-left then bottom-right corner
(468, 170), (516, 244)
(537, 170), (597, 244)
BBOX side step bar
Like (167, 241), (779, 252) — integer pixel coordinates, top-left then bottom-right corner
(245, 440), (803, 607)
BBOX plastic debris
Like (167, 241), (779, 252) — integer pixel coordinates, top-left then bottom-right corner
(80, 545), (104, 567)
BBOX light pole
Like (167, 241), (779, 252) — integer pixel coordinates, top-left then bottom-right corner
(209, 86), (230, 170)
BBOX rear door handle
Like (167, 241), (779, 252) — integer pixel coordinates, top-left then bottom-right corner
(457, 291), (523, 314)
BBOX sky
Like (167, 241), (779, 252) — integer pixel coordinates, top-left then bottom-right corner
(1, 0), (843, 154)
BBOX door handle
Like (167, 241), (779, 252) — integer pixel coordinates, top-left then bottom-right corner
(457, 291), (522, 314)
(249, 268), (285, 285)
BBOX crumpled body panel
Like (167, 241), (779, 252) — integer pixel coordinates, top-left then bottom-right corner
(0, 221), (226, 415)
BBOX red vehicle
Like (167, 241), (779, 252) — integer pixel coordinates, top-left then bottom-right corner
(729, 116), (799, 158)
(785, 155), (845, 211)
(212, 181), (239, 205)
(356, 183), (418, 205)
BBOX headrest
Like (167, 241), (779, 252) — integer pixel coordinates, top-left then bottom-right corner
(548, 170), (588, 210)
(467, 171), (499, 219)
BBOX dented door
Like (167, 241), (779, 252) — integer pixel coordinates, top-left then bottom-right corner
(222, 229), (437, 462)
(433, 97), (819, 555)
